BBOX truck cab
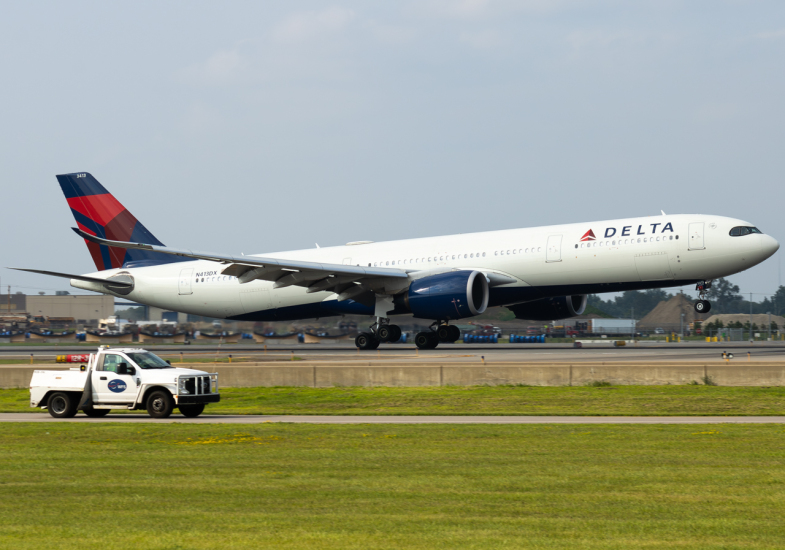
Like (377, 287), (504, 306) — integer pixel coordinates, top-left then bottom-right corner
(30, 347), (220, 419)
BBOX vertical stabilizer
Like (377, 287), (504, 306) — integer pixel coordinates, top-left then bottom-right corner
(57, 172), (185, 270)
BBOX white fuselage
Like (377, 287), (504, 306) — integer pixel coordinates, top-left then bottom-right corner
(70, 214), (779, 321)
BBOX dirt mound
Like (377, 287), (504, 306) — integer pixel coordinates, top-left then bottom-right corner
(638, 293), (707, 330)
(702, 313), (785, 328)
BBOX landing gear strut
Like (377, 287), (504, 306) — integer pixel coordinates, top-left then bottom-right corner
(355, 317), (402, 350)
(695, 280), (713, 314)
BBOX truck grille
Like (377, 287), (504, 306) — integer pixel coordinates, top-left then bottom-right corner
(179, 374), (218, 395)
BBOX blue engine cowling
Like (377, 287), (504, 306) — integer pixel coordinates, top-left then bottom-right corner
(395, 271), (489, 320)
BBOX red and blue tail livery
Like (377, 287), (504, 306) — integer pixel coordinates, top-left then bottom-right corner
(57, 172), (185, 270)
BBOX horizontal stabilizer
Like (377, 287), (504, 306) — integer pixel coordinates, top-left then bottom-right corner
(8, 268), (133, 287)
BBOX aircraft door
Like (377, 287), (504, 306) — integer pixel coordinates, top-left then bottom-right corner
(546, 235), (563, 263)
(688, 223), (705, 250)
(178, 268), (194, 295)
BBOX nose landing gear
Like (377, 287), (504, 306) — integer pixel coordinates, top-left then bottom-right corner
(694, 281), (713, 314)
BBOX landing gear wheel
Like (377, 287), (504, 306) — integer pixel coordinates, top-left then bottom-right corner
(355, 332), (380, 350)
(695, 300), (711, 314)
(146, 390), (174, 419)
(415, 332), (439, 350)
(179, 404), (206, 418)
(82, 407), (111, 417)
(436, 325), (461, 342)
(48, 392), (77, 418)
(377, 325), (402, 343)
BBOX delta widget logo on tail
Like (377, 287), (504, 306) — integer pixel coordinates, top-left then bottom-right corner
(580, 229), (596, 242)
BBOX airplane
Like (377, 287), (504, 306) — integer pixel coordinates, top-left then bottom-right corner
(10, 172), (780, 350)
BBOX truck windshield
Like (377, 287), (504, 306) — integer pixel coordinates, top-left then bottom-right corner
(126, 352), (173, 369)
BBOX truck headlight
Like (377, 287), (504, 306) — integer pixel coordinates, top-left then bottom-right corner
(178, 378), (190, 395)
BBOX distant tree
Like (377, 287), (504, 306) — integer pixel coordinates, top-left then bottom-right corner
(588, 289), (671, 319)
(119, 306), (146, 321)
(706, 278), (743, 313)
(773, 286), (785, 317)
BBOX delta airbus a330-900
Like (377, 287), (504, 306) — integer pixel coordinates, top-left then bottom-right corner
(12, 173), (779, 349)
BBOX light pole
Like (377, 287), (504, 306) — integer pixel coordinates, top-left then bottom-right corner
(680, 313), (684, 338)
(750, 292), (754, 342)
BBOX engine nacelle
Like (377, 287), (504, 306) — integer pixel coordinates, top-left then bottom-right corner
(507, 295), (587, 321)
(395, 271), (489, 320)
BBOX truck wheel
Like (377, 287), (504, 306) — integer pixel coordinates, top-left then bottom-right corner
(48, 392), (77, 419)
(146, 390), (174, 419)
(83, 407), (111, 417)
(179, 404), (205, 418)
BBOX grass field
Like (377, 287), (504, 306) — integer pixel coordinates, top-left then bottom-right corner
(2, 423), (784, 549)
(3, 385), (785, 415)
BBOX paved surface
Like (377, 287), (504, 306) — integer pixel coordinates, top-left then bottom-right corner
(3, 342), (785, 364)
(3, 413), (785, 424)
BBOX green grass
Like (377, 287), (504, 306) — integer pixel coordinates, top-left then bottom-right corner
(2, 423), (784, 549)
(5, 385), (785, 415)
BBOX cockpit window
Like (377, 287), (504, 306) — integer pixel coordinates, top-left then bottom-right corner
(730, 226), (762, 237)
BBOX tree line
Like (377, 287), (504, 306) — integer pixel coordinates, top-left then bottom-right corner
(588, 279), (785, 319)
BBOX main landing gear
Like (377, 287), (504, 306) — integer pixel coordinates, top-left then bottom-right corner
(355, 318), (402, 350)
(354, 319), (462, 351)
(695, 281), (713, 314)
(414, 322), (461, 350)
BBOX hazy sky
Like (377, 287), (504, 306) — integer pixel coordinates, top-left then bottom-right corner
(1, 1), (783, 303)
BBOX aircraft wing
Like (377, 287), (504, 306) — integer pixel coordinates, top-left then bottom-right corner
(72, 228), (408, 295)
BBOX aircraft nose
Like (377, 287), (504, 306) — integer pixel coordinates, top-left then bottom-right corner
(760, 234), (780, 258)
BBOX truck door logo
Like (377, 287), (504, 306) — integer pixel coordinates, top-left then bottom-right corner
(108, 379), (127, 393)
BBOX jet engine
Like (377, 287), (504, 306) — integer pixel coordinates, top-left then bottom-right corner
(394, 271), (489, 320)
(507, 295), (587, 321)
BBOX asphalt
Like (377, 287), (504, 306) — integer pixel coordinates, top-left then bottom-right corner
(2, 342), (785, 364)
(3, 413), (785, 424)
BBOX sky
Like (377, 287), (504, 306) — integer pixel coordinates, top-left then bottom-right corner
(1, 0), (783, 304)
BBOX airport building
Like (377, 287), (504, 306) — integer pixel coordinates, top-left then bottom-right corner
(0, 293), (114, 324)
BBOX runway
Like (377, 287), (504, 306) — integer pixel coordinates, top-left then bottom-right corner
(3, 413), (785, 424)
(2, 342), (785, 364)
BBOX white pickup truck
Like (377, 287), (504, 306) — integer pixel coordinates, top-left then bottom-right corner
(30, 347), (220, 419)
